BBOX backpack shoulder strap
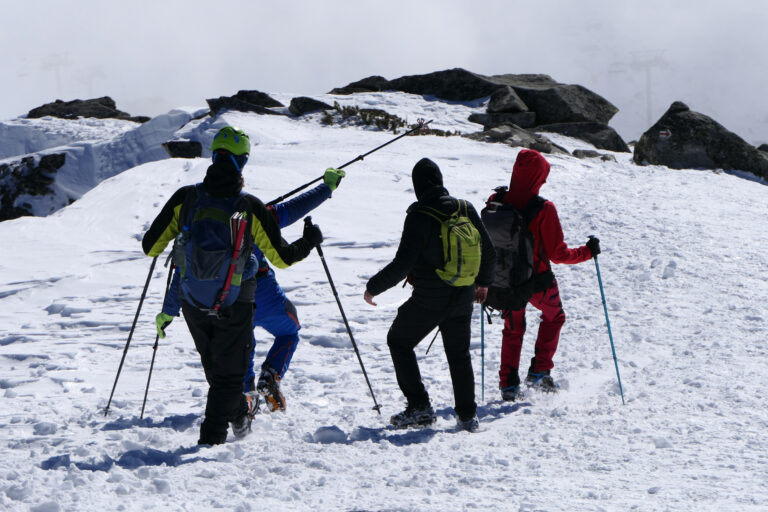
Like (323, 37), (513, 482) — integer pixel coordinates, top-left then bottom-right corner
(415, 204), (449, 223)
(521, 195), (546, 222)
(178, 184), (201, 231)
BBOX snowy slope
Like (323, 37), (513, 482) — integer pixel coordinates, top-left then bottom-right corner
(0, 107), (206, 217)
(0, 93), (767, 512)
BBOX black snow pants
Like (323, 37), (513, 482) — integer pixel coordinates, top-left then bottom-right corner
(387, 297), (477, 420)
(182, 300), (253, 445)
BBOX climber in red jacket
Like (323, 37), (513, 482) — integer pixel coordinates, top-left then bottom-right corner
(494, 149), (600, 399)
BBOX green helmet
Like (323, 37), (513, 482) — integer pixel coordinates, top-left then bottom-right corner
(210, 126), (250, 156)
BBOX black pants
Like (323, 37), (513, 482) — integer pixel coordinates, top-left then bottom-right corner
(182, 300), (253, 445)
(387, 297), (476, 420)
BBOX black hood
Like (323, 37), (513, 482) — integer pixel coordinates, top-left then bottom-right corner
(412, 158), (444, 200)
(203, 159), (244, 198)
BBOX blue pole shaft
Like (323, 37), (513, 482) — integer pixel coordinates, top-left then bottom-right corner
(481, 304), (485, 402)
(593, 256), (625, 405)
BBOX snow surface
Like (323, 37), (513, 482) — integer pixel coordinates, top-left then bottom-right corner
(0, 92), (767, 511)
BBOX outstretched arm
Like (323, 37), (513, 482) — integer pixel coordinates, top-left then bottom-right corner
(538, 202), (592, 265)
(269, 183), (332, 229)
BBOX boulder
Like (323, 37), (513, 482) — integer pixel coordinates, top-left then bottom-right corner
(330, 69), (618, 127)
(510, 83), (618, 125)
(465, 125), (569, 155)
(289, 97), (333, 116)
(234, 90), (283, 108)
(572, 149), (617, 162)
(162, 140), (202, 158)
(0, 153), (66, 221)
(329, 75), (391, 95)
(27, 97), (148, 123)
(468, 112), (537, 129)
(206, 90), (285, 116)
(387, 68), (500, 102)
(331, 69), (503, 101)
(758, 143), (768, 153)
(487, 86), (528, 113)
(633, 101), (768, 180)
(534, 122), (630, 152)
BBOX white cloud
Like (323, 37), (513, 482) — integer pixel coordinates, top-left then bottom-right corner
(2, 0), (766, 143)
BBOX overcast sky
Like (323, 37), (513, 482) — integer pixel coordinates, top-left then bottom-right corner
(2, 0), (766, 143)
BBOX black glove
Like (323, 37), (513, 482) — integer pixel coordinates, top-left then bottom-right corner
(586, 237), (601, 257)
(303, 221), (323, 248)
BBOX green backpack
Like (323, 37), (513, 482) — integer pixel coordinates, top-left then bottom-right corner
(417, 200), (482, 287)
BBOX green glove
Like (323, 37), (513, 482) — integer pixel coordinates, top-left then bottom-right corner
(323, 168), (346, 192)
(155, 312), (174, 339)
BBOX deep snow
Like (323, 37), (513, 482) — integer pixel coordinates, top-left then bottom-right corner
(0, 92), (767, 512)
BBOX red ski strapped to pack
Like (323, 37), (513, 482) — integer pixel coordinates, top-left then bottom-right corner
(211, 211), (248, 315)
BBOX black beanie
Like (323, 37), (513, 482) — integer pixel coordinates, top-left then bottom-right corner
(412, 158), (443, 199)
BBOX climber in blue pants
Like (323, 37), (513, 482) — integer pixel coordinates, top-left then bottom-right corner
(155, 166), (346, 413)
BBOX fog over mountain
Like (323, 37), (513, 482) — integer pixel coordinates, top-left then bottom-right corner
(2, 0), (766, 144)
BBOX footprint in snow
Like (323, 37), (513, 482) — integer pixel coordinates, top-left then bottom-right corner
(662, 261), (676, 279)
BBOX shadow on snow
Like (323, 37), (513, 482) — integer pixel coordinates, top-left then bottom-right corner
(308, 402), (530, 446)
(99, 413), (198, 432)
(41, 445), (215, 471)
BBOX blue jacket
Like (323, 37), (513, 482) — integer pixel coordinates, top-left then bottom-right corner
(162, 183), (332, 316)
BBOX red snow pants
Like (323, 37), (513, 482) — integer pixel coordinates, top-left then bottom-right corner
(498, 280), (565, 387)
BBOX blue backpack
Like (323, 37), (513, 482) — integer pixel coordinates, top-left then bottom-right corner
(173, 184), (253, 313)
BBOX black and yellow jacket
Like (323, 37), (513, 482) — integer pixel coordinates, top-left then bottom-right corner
(142, 159), (313, 271)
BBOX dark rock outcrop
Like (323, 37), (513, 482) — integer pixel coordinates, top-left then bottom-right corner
(329, 75), (391, 95)
(207, 90), (285, 116)
(572, 149), (617, 162)
(331, 69), (500, 101)
(508, 83), (617, 125)
(0, 153), (67, 221)
(330, 69), (620, 150)
(633, 101), (768, 179)
(387, 68), (500, 102)
(758, 143), (768, 153)
(534, 122), (630, 152)
(27, 97), (149, 123)
(162, 140), (202, 158)
(468, 112), (537, 129)
(465, 125), (569, 155)
(289, 97), (333, 116)
(487, 85), (528, 113)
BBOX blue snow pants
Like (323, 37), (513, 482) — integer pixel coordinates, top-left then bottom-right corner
(244, 269), (301, 391)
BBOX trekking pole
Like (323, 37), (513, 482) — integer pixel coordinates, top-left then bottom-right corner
(481, 304), (485, 402)
(589, 236), (625, 405)
(267, 120), (433, 206)
(424, 328), (440, 355)
(140, 262), (175, 419)
(304, 216), (382, 414)
(105, 256), (157, 416)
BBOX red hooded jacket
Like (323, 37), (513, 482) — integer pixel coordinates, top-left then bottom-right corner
(496, 149), (592, 274)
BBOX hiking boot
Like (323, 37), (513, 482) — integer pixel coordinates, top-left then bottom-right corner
(500, 368), (521, 401)
(245, 391), (260, 417)
(456, 414), (479, 433)
(390, 403), (436, 429)
(525, 370), (558, 393)
(230, 413), (252, 439)
(526, 357), (558, 392)
(257, 365), (286, 412)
